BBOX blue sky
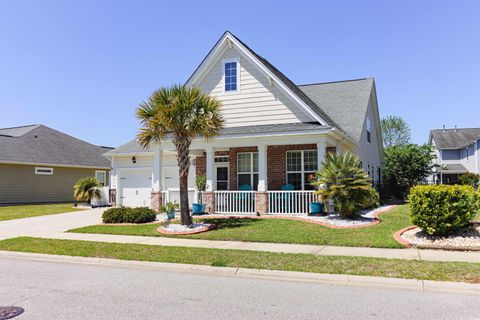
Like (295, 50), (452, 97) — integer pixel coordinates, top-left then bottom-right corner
(1, 0), (479, 147)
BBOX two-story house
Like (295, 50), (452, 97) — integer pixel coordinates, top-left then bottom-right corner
(429, 127), (480, 184)
(104, 31), (384, 215)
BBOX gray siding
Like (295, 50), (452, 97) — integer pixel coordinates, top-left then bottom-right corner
(0, 164), (109, 204)
(354, 98), (383, 184)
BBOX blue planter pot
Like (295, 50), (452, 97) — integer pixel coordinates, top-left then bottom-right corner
(309, 202), (324, 215)
(192, 203), (206, 215)
(166, 211), (175, 219)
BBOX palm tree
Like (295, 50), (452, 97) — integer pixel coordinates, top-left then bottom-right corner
(73, 177), (102, 204)
(312, 152), (376, 218)
(136, 85), (223, 225)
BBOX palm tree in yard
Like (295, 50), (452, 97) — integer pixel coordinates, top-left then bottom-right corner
(136, 85), (224, 225)
(73, 177), (102, 204)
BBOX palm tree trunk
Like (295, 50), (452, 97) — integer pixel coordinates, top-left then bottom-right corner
(175, 137), (192, 226)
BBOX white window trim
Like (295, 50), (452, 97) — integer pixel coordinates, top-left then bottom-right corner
(35, 167), (53, 175)
(95, 170), (107, 185)
(286, 150), (318, 190)
(222, 58), (240, 94)
(237, 152), (258, 189)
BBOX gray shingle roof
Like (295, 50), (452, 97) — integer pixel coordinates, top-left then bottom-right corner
(438, 163), (468, 172)
(299, 79), (374, 144)
(431, 128), (480, 149)
(0, 125), (111, 168)
(104, 123), (329, 155)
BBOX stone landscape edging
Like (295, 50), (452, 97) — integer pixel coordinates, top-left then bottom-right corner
(200, 205), (397, 229)
(395, 225), (480, 251)
(156, 223), (216, 235)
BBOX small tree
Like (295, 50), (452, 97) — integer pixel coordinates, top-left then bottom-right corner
(383, 144), (435, 199)
(312, 152), (377, 218)
(136, 85), (223, 225)
(459, 173), (480, 188)
(381, 115), (411, 148)
(73, 177), (102, 204)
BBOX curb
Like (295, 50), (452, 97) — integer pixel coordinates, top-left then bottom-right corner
(1, 250), (479, 295)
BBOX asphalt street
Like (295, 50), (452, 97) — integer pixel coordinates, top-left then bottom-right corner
(1, 257), (480, 320)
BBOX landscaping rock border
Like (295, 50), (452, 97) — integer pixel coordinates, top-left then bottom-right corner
(396, 223), (480, 251)
(157, 222), (216, 235)
(200, 205), (397, 229)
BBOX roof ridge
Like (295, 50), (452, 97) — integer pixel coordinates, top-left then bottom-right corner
(0, 124), (40, 130)
(431, 127), (480, 131)
(298, 78), (372, 87)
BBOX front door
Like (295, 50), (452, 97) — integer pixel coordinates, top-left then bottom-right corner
(216, 166), (229, 190)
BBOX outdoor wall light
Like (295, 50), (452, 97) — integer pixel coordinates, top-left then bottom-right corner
(132, 156), (136, 164)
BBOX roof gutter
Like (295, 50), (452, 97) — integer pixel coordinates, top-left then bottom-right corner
(0, 160), (111, 170)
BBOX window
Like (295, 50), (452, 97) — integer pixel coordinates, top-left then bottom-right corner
(35, 167), (53, 175)
(224, 60), (238, 92)
(95, 170), (106, 186)
(286, 150), (318, 190)
(366, 117), (372, 143)
(237, 152), (258, 190)
(214, 156), (229, 163)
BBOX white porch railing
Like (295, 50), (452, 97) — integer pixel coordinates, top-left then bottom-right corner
(214, 191), (256, 215)
(267, 190), (318, 215)
(161, 188), (196, 208)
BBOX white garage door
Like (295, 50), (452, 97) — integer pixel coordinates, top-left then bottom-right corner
(119, 169), (152, 208)
(163, 165), (195, 190)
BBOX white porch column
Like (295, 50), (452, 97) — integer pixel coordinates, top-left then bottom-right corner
(152, 148), (163, 192)
(316, 141), (327, 171)
(205, 146), (214, 191)
(257, 144), (267, 191)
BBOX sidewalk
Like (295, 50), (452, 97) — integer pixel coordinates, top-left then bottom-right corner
(1, 209), (479, 264)
(38, 232), (480, 263)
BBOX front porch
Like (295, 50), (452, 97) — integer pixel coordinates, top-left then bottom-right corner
(151, 137), (343, 215)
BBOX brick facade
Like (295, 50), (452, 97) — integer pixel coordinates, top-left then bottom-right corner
(195, 144), (324, 191)
(151, 191), (163, 213)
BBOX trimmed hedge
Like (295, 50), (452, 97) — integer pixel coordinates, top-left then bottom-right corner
(408, 185), (480, 236)
(102, 207), (156, 224)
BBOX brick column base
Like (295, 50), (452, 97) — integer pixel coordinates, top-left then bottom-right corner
(151, 191), (163, 213)
(109, 189), (116, 206)
(202, 192), (215, 214)
(255, 192), (268, 215)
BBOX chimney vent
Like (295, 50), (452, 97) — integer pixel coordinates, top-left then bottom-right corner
(443, 124), (446, 133)
(454, 125), (458, 132)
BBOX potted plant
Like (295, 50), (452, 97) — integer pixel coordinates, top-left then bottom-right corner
(161, 201), (179, 220)
(192, 175), (207, 215)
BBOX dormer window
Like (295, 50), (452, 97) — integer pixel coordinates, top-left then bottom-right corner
(224, 59), (238, 92)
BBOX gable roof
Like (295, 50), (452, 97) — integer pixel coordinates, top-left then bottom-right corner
(430, 128), (480, 149)
(299, 78), (375, 144)
(186, 31), (338, 128)
(0, 125), (112, 168)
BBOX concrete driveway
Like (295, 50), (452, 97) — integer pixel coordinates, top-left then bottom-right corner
(0, 208), (103, 240)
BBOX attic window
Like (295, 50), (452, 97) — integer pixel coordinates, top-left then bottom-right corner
(366, 117), (372, 143)
(35, 167), (53, 175)
(224, 60), (238, 92)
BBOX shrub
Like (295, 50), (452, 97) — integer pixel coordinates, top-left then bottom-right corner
(363, 186), (380, 210)
(102, 207), (156, 224)
(408, 185), (480, 236)
(312, 152), (376, 218)
(459, 173), (480, 187)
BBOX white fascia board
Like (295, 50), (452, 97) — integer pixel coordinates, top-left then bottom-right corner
(186, 32), (327, 125)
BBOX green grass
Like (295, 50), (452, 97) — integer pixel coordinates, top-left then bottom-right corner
(70, 205), (411, 248)
(0, 203), (84, 221)
(1, 236), (480, 283)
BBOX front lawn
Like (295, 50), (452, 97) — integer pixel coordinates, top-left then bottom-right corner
(70, 205), (411, 248)
(1, 237), (479, 283)
(0, 203), (84, 221)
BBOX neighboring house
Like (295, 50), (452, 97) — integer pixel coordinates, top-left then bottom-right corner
(104, 31), (384, 214)
(0, 124), (111, 204)
(429, 127), (480, 184)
